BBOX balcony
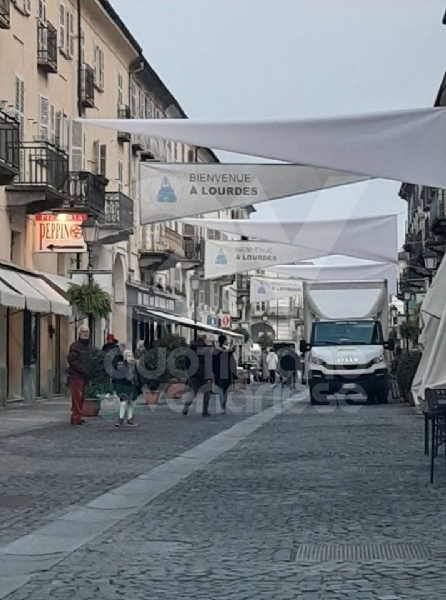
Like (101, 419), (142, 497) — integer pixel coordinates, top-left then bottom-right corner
(81, 65), (95, 109)
(0, 0), (10, 29)
(140, 227), (185, 271)
(54, 171), (108, 219)
(117, 106), (131, 143)
(37, 20), (58, 74)
(6, 141), (69, 213)
(430, 191), (446, 237)
(164, 227), (185, 257)
(132, 134), (145, 153)
(0, 110), (20, 185)
(97, 191), (134, 244)
(183, 236), (201, 261)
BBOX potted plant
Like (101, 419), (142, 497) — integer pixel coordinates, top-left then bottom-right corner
(141, 334), (188, 403)
(67, 282), (112, 332)
(395, 350), (422, 405)
(82, 349), (112, 417)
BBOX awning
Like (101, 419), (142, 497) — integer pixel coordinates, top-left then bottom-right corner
(0, 268), (72, 316)
(22, 274), (71, 316)
(0, 277), (25, 310)
(0, 269), (50, 313)
(137, 308), (244, 340)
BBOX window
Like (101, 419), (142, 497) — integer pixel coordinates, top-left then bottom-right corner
(38, 0), (46, 20)
(212, 282), (219, 309)
(204, 281), (211, 307)
(59, 3), (74, 58)
(131, 81), (138, 117)
(118, 72), (124, 107)
(94, 141), (107, 177)
(208, 230), (221, 240)
(71, 121), (84, 171)
(139, 92), (145, 119)
(56, 111), (70, 152)
(38, 95), (50, 141)
(145, 96), (153, 119)
(117, 159), (123, 192)
(59, 2), (65, 50)
(12, 0), (31, 16)
(93, 43), (104, 91)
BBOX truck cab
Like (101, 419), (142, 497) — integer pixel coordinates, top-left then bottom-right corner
(300, 280), (394, 405)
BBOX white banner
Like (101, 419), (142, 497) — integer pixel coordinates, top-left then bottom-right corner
(139, 163), (368, 224)
(205, 240), (324, 280)
(251, 277), (303, 303)
(190, 214), (398, 265)
(82, 107), (446, 188)
(271, 262), (397, 295)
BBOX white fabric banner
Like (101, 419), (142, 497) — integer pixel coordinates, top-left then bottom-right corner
(205, 240), (320, 280)
(188, 214), (398, 265)
(139, 163), (368, 224)
(81, 107), (446, 188)
(271, 262), (397, 295)
(250, 277), (303, 302)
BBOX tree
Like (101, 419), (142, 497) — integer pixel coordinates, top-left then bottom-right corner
(258, 334), (274, 352)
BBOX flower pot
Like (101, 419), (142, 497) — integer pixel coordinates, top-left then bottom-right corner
(82, 399), (100, 417)
(145, 390), (160, 405)
(166, 379), (187, 399)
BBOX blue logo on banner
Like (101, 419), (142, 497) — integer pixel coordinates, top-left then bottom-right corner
(258, 285), (267, 295)
(215, 249), (228, 265)
(207, 316), (219, 327)
(157, 177), (177, 203)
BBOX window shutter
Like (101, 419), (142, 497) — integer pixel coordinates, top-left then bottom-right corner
(187, 148), (195, 163)
(50, 104), (55, 144)
(80, 27), (85, 64)
(68, 11), (74, 57)
(118, 72), (123, 106)
(59, 2), (65, 51)
(38, 0), (46, 21)
(14, 76), (25, 179)
(71, 121), (83, 171)
(38, 95), (50, 141)
(93, 42), (98, 83)
(99, 49), (104, 90)
(93, 140), (100, 174)
(117, 159), (123, 192)
(100, 144), (107, 177)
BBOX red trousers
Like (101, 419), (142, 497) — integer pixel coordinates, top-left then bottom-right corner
(70, 378), (85, 424)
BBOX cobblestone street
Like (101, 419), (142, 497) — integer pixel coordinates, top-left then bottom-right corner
(1, 386), (445, 599)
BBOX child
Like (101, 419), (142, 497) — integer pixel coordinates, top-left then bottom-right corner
(112, 350), (142, 427)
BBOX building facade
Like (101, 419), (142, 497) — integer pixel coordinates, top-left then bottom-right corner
(0, 0), (247, 405)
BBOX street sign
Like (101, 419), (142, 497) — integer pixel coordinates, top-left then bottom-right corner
(221, 314), (231, 329)
(207, 316), (220, 327)
(35, 213), (87, 253)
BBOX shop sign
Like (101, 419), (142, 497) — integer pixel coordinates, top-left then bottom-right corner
(35, 214), (87, 253)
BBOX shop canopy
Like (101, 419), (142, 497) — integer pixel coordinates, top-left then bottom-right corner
(137, 308), (244, 340)
(185, 214), (398, 265)
(80, 107), (446, 188)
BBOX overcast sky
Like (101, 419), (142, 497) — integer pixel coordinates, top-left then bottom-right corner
(111, 0), (446, 244)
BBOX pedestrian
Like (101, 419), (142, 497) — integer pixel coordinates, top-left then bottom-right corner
(266, 347), (279, 384)
(102, 333), (119, 353)
(183, 334), (213, 417)
(113, 350), (143, 427)
(212, 334), (237, 414)
(66, 325), (92, 425)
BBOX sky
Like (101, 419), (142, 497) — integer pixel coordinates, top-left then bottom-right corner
(111, 0), (446, 246)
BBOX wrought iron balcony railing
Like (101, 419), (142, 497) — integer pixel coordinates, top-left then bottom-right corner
(12, 141), (69, 193)
(81, 65), (95, 108)
(60, 171), (108, 218)
(0, 110), (20, 184)
(37, 20), (58, 73)
(98, 191), (134, 230)
(117, 106), (131, 143)
(0, 0), (10, 29)
(183, 237), (201, 261)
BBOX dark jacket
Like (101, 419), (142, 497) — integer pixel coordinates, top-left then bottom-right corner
(212, 348), (237, 387)
(102, 341), (119, 352)
(188, 340), (213, 382)
(112, 361), (143, 401)
(67, 340), (92, 382)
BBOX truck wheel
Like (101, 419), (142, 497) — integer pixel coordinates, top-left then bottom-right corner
(374, 389), (388, 405)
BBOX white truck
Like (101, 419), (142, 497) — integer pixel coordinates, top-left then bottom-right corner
(299, 280), (394, 405)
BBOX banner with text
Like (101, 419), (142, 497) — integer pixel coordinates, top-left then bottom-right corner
(139, 163), (368, 224)
(251, 277), (303, 303)
(205, 240), (325, 280)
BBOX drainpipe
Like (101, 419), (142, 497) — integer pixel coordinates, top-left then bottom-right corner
(77, 0), (83, 118)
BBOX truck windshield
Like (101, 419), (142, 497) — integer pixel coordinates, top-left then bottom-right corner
(311, 320), (383, 346)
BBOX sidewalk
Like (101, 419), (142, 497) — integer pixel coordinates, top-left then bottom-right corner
(0, 398), (70, 437)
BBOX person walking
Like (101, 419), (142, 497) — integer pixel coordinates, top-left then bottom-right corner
(113, 350), (142, 427)
(267, 348), (279, 385)
(183, 334), (213, 417)
(102, 333), (119, 353)
(67, 325), (92, 425)
(212, 334), (237, 414)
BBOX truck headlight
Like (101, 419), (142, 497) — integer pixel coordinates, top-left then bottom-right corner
(311, 356), (325, 366)
(371, 355), (385, 365)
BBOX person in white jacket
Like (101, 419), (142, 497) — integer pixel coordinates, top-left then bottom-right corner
(266, 348), (279, 384)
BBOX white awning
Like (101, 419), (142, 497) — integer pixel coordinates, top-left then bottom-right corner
(0, 269), (50, 313)
(0, 276), (25, 310)
(140, 308), (244, 340)
(22, 274), (71, 316)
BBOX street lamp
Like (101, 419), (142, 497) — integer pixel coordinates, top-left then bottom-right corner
(190, 272), (200, 342)
(390, 305), (398, 327)
(423, 250), (439, 283)
(81, 216), (99, 272)
(237, 298), (244, 321)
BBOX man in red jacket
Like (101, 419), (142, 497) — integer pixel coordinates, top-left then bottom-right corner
(67, 325), (92, 425)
